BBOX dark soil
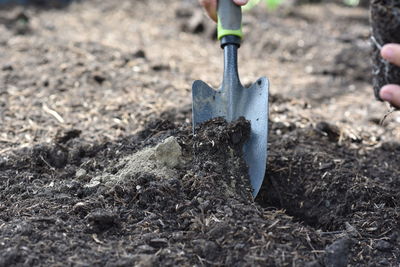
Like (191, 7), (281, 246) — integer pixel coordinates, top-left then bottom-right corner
(371, 0), (400, 102)
(0, 117), (327, 266)
(1, 0), (400, 266)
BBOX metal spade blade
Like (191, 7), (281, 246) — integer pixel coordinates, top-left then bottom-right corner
(192, 41), (269, 197)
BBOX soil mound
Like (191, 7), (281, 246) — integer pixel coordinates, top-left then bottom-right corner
(0, 118), (331, 266)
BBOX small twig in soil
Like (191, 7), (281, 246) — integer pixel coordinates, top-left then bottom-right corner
(305, 234), (315, 251)
(370, 36), (383, 50)
(319, 230), (344, 236)
(92, 234), (105, 244)
(39, 155), (56, 171)
(380, 105), (396, 125)
(43, 104), (65, 124)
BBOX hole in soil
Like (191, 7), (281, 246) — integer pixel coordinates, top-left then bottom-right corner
(255, 176), (322, 228)
(255, 126), (400, 233)
(253, 128), (339, 230)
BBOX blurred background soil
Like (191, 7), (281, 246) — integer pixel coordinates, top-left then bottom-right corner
(1, 0), (399, 153)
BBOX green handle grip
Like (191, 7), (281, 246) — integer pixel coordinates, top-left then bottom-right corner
(217, 0), (243, 40)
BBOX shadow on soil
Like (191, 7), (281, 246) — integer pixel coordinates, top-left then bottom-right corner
(257, 118), (400, 233)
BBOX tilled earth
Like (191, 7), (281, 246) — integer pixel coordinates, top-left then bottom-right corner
(0, 0), (399, 266)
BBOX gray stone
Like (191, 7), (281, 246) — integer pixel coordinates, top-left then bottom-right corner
(324, 238), (352, 267)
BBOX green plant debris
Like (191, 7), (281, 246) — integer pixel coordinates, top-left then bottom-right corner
(243, 0), (284, 11)
(343, 0), (360, 6)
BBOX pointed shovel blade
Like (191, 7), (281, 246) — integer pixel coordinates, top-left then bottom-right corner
(192, 77), (269, 197)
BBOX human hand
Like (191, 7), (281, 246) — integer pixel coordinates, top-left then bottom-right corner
(379, 44), (400, 108)
(199, 0), (248, 22)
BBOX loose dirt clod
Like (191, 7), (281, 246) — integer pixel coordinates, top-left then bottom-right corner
(87, 136), (183, 188)
(190, 117), (253, 202)
(324, 238), (352, 267)
(86, 210), (119, 233)
(154, 136), (183, 168)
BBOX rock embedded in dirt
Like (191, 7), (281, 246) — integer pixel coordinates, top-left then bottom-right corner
(324, 238), (353, 267)
(55, 129), (82, 144)
(86, 210), (119, 233)
(370, 0), (400, 102)
(132, 49), (146, 59)
(151, 64), (170, 71)
(315, 121), (341, 142)
(154, 136), (182, 168)
(75, 168), (87, 180)
(375, 240), (392, 252)
(92, 72), (106, 84)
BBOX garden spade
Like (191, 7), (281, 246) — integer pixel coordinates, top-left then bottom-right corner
(192, 0), (269, 197)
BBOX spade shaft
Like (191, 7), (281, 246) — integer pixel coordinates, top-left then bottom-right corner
(222, 38), (240, 122)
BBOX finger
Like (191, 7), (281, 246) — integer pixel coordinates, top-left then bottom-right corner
(199, 0), (217, 22)
(200, 0), (248, 22)
(380, 84), (400, 108)
(233, 0), (249, 5)
(381, 44), (400, 67)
